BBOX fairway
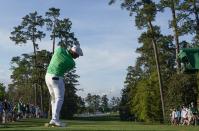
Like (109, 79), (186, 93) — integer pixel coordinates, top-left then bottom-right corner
(0, 119), (199, 131)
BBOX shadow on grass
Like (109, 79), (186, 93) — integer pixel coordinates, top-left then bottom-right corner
(1, 118), (48, 129)
(72, 115), (120, 121)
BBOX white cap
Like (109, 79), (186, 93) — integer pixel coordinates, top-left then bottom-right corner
(71, 45), (83, 56)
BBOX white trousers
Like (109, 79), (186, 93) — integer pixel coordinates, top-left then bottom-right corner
(45, 73), (65, 121)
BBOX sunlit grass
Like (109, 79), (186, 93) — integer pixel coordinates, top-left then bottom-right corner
(0, 118), (199, 131)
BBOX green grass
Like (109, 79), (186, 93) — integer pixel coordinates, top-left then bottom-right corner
(0, 118), (199, 131)
(73, 114), (120, 121)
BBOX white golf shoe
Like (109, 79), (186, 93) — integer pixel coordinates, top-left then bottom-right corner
(49, 119), (66, 127)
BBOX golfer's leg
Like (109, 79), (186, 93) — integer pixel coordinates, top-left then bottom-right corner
(45, 74), (55, 120)
(53, 78), (65, 121)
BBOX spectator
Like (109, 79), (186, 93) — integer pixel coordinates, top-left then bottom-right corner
(187, 106), (193, 125)
(2, 99), (10, 123)
(25, 104), (30, 118)
(12, 104), (18, 122)
(182, 106), (189, 125)
(35, 105), (40, 118)
(171, 108), (176, 125)
(175, 107), (181, 125)
(190, 102), (199, 126)
(17, 100), (23, 120)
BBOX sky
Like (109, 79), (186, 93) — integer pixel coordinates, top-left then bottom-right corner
(0, 0), (171, 99)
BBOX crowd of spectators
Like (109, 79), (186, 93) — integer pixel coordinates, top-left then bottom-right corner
(0, 99), (42, 124)
(170, 102), (199, 126)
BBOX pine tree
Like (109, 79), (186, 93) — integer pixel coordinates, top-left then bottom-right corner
(10, 11), (45, 105)
(45, 7), (60, 53)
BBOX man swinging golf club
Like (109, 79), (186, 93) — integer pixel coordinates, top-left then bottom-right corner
(45, 44), (83, 127)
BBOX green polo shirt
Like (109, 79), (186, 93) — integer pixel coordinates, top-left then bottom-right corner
(47, 47), (75, 77)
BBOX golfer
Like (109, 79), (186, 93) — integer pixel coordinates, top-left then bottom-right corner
(45, 44), (83, 127)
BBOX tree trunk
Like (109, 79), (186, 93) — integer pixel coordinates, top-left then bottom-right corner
(40, 83), (43, 114)
(32, 31), (37, 106)
(52, 23), (56, 54)
(171, 0), (180, 72)
(148, 21), (165, 122)
(193, 0), (199, 38)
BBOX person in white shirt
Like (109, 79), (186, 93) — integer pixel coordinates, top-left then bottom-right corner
(187, 107), (193, 125)
(171, 109), (176, 125)
(181, 106), (188, 125)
